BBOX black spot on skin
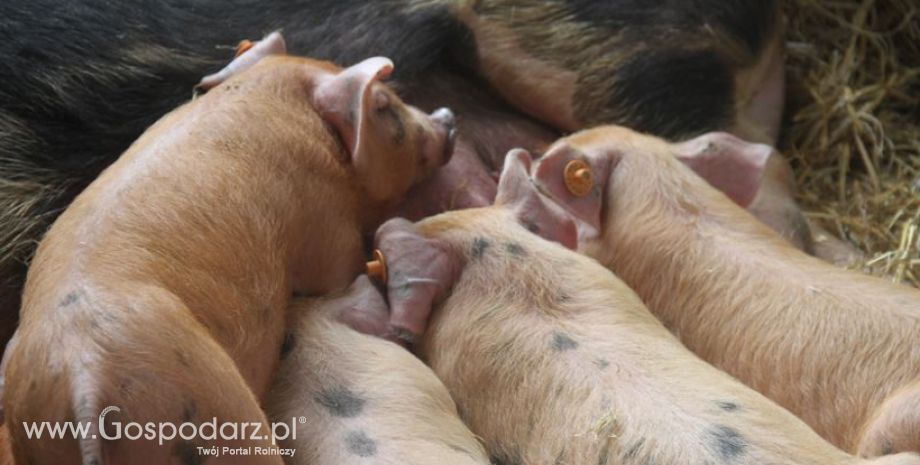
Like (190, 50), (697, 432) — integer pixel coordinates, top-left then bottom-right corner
(345, 430), (378, 457)
(316, 386), (366, 418)
(183, 401), (197, 423)
(470, 237), (490, 259)
(60, 291), (80, 307)
(280, 332), (296, 360)
(551, 332), (579, 352)
(595, 358), (610, 370)
(881, 440), (894, 456)
(716, 401), (740, 412)
(504, 242), (526, 256)
(172, 441), (205, 465)
(707, 425), (747, 462)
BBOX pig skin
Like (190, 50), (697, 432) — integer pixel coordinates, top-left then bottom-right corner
(535, 126), (920, 457)
(264, 276), (490, 465)
(2, 51), (453, 464)
(382, 205), (920, 465)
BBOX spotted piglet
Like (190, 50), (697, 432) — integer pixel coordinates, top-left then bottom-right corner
(263, 275), (488, 465)
(530, 126), (920, 457)
(372, 150), (920, 465)
(2, 33), (454, 464)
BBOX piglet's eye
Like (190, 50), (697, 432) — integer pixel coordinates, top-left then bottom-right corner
(374, 91), (390, 111)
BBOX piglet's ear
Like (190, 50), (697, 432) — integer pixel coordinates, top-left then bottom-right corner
(496, 149), (578, 250)
(198, 31), (287, 90)
(673, 132), (770, 208)
(374, 218), (458, 342)
(532, 142), (609, 239)
(313, 57), (394, 164)
(329, 276), (403, 346)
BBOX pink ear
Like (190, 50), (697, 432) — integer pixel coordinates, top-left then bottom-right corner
(313, 57), (394, 163)
(496, 149), (578, 250)
(532, 143), (610, 238)
(373, 218), (460, 342)
(198, 31), (287, 90)
(673, 132), (770, 207)
(330, 276), (403, 345)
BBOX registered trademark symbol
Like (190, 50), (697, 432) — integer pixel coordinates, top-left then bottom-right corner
(299, 416), (307, 424)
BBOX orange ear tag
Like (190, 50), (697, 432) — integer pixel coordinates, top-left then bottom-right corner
(366, 249), (387, 285)
(564, 159), (593, 197)
(234, 40), (256, 57)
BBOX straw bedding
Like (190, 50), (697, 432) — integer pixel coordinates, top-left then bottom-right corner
(782, 0), (919, 285)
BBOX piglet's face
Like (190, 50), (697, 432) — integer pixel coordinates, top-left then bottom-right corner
(313, 59), (457, 208)
(532, 126), (769, 238)
(199, 33), (456, 209)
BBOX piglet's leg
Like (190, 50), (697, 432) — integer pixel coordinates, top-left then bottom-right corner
(90, 311), (285, 464)
(4, 293), (283, 465)
(0, 424), (12, 465)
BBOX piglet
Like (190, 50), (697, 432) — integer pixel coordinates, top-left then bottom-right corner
(263, 275), (489, 465)
(372, 150), (920, 465)
(531, 125), (920, 457)
(454, 1), (862, 266)
(2, 33), (454, 464)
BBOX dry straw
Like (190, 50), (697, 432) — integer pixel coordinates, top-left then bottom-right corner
(783, 0), (919, 286)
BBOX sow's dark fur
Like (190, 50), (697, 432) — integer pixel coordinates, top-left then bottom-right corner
(0, 0), (776, 346)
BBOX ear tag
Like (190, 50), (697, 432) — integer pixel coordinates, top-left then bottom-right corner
(366, 249), (388, 285)
(564, 159), (593, 197)
(234, 39), (256, 57)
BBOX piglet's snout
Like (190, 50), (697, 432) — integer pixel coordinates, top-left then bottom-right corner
(425, 107), (456, 166)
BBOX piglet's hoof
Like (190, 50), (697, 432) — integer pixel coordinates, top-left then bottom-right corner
(564, 159), (593, 197)
(366, 249), (387, 285)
